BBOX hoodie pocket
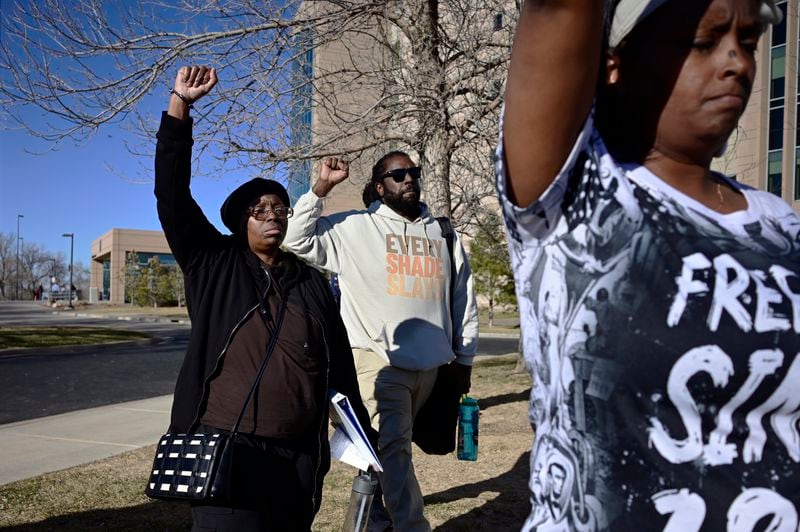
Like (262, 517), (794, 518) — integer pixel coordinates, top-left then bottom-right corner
(375, 319), (452, 371)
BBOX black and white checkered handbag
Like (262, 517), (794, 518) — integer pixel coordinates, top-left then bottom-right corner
(145, 432), (231, 501)
(144, 296), (288, 504)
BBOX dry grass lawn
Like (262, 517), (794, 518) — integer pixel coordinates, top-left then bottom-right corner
(0, 355), (532, 531)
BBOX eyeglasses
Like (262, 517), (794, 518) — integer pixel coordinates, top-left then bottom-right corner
(248, 206), (293, 220)
(382, 167), (422, 183)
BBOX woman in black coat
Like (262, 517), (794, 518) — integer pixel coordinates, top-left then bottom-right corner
(154, 65), (373, 532)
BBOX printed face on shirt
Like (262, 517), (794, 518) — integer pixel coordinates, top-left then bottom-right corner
(377, 154), (421, 219)
(246, 193), (288, 254)
(607, 0), (761, 161)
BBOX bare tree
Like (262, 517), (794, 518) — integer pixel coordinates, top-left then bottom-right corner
(0, 232), (15, 299)
(18, 242), (58, 300)
(71, 261), (91, 298)
(1, 0), (515, 226)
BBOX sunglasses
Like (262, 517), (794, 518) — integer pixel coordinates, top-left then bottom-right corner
(382, 167), (422, 183)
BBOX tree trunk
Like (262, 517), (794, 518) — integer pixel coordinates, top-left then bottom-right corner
(422, 133), (452, 217)
(403, 0), (452, 218)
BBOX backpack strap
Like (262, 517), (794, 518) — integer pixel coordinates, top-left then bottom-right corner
(436, 217), (457, 352)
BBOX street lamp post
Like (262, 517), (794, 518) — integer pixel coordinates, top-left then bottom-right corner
(16, 214), (23, 300)
(62, 233), (74, 308)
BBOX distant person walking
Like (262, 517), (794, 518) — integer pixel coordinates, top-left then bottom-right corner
(155, 65), (373, 532)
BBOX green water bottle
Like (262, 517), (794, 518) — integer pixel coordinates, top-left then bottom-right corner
(457, 395), (479, 461)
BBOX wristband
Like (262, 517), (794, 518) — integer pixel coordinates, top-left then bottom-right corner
(170, 88), (194, 109)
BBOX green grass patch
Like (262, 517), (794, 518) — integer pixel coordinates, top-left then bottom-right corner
(0, 327), (150, 350)
(477, 308), (519, 334)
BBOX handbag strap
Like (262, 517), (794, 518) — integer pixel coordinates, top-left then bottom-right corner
(228, 267), (289, 435)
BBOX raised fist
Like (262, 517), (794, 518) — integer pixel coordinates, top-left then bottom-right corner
(173, 66), (218, 104)
(319, 157), (350, 186)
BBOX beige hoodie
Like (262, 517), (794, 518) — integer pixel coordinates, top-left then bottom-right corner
(283, 190), (479, 371)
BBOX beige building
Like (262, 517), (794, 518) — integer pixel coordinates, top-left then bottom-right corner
(90, 229), (174, 304)
(288, 7), (393, 214)
(716, 0), (799, 212)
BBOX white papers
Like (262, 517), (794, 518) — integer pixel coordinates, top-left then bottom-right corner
(329, 390), (383, 472)
(330, 428), (370, 471)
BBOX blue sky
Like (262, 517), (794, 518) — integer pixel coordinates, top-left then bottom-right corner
(0, 109), (260, 268)
(0, 2), (290, 269)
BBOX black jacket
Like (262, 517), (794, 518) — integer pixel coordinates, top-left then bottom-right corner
(154, 111), (370, 448)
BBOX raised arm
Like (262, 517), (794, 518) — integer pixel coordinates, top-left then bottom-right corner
(154, 66), (220, 270)
(283, 158), (351, 273)
(167, 66), (218, 121)
(503, 0), (605, 207)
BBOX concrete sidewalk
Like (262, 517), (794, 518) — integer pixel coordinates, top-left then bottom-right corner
(0, 395), (172, 486)
(0, 347), (519, 487)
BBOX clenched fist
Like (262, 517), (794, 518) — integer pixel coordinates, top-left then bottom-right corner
(173, 65), (218, 104)
(313, 157), (350, 198)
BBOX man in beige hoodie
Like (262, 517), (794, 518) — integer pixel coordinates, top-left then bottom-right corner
(284, 152), (479, 532)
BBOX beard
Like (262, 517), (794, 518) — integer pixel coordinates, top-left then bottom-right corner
(382, 185), (421, 219)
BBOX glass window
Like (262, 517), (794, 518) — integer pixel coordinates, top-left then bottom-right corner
(796, 30), (799, 201)
(102, 261), (110, 296)
(795, 146), (800, 201)
(770, 45), (786, 100)
(125, 252), (176, 266)
(771, 1), (787, 46)
(769, 107), (784, 150)
(768, 150), (783, 196)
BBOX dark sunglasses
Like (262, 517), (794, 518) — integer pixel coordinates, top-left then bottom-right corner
(382, 167), (422, 183)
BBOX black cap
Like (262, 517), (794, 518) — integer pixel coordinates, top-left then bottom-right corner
(220, 178), (291, 234)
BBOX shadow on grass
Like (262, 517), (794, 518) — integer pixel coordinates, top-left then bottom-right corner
(479, 389), (530, 412)
(2, 500), (192, 532)
(426, 452), (531, 532)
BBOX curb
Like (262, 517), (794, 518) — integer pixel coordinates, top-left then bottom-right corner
(480, 332), (520, 339)
(52, 310), (190, 325)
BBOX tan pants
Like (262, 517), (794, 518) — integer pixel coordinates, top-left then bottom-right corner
(352, 348), (438, 532)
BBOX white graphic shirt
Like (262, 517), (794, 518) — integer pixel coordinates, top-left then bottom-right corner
(496, 114), (800, 531)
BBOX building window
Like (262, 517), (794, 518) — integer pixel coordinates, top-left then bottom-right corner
(772, 3), (787, 46)
(770, 45), (786, 100)
(126, 251), (176, 266)
(494, 13), (503, 31)
(289, 28), (315, 204)
(795, 25), (800, 200)
(102, 261), (110, 298)
(766, 0), (787, 197)
(769, 151), (783, 196)
(769, 107), (784, 150)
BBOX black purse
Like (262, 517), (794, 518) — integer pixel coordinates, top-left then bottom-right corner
(411, 362), (462, 454)
(145, 296), (287, 504)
